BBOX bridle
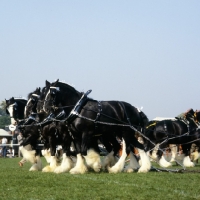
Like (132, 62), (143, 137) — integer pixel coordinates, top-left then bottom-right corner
(43, 87), (60, 112)
(6, 102), (18, 119)
(25, 94), (40, 116)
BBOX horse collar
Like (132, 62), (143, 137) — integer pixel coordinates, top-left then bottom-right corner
(65, 90), (92, 123)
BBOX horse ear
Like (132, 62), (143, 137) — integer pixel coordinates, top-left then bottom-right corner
(46, 80), (50, 87)
(11, 97), (15, 101)
(54, 79), (59, 86)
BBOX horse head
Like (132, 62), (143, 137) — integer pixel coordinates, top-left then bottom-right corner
(24, 87), (41, 118)
(5, 97), (27, 125)
(34, 80), (51, 114)
(43, 79), (81, 114)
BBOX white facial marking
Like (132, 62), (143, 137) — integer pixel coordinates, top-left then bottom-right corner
(24, 98), (32, 117)
(7, 103), (17, 125)
(32, 94), (40, 98)
(50, 86), (60, 91)
(43, 89), (50, 113)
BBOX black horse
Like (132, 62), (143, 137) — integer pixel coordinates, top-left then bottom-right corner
(43, 79), (151, 174)
(22, 83), (77, 173)
(144, 109), (200, 168)
(5, 95), (43, 170)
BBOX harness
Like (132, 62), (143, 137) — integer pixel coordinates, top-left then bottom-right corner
(94, 101), (102, 130)
(146, 122), (157, 129)
(65, 90), (92, 123)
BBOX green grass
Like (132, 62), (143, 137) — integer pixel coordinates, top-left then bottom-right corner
(0, 157), (200, 200)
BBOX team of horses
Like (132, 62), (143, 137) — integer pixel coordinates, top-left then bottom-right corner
(5, 79), (200, 174)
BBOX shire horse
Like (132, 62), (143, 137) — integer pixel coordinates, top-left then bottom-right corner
(144, 109), (200, 168)
(6, 90), (45, 171)
(23, 83), (76, 173)
(43, 79), (151, 174)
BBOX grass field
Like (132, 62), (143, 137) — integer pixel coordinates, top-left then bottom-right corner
(0, 157), (200, 200)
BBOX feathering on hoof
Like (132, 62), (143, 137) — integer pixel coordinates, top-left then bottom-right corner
(108, 139), (127, 173)
(54, 153), (74, 173)
(42, 156), (58, 172)
(137, 148), (151, 173)
(19, 146), (36, 164)
(124, 151), (140, 173)
(70, 154), (88, 174)
(84, 149), (101, 172)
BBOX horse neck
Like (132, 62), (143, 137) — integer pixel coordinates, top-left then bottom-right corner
(17, 101), (27, 119)
(59, 90), (82, 112)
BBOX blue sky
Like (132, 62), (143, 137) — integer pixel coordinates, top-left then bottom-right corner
(1, 1), (200, 119)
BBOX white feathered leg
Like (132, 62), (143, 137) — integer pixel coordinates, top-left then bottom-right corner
(191, 151), (200, 163)
(19, 146), (36, 164)
(124, 151), (140, 173)
(108, 139), (127, 173)
(183, 156), (195, 167)
(54, 153), (74, 173)
(137, 148), (151, 173)
(70, 154), (88, 174)
(158, 155), (172, 167)
(148, 144), (159, 162)
(29, 156), (43, 171)
(84, 149), (102, 172)
(42, 156), (58, 172)
(41, 149), (51, 163)
(169, 144), (177, 162)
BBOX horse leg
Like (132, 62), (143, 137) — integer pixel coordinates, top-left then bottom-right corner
(29, 148), (43, 171)
(19, 145), (36, 163)
(108, 138), (127, 173)
(182, 144), (195, 167)
(54, 134), (74, 174)
(157, 143), (172, 168)
(107, 132), (131, 173)
(41, 141), (51, 164)
(20, 136), (37, 164)
(84, 136), (102, 172)
(131, 136), (151, 173)
(124, 151), (140, 173)
(42, 136), (58, 172)
(190, 142), (200, 163)
(101, 134), (120, 170)
(69, 133), (88, 174)
(169, 144), (177, 163)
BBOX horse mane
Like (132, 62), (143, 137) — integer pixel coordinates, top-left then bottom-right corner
(14, 97), (27, 103)
(27, 92), (33, 99)
(55, 81), (82, 96)
(27, 87), (41, 99)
